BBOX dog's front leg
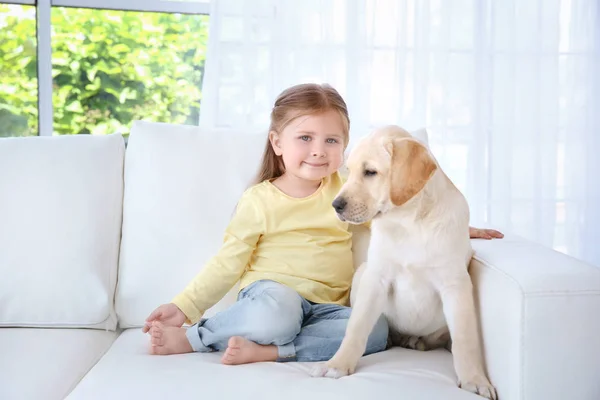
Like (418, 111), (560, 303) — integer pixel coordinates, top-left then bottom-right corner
(310, 266), (387, 379)
(439, 273), (497, 400)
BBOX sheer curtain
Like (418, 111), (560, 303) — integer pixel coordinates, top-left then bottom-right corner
(199, 0), (600, 267)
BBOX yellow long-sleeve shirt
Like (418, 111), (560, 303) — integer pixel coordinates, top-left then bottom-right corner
(171, 172), (354, 324)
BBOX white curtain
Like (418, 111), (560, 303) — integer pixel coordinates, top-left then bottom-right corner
(199, 0), (600, 267)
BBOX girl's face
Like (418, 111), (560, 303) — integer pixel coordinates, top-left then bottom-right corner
(270, 110), (346, 183)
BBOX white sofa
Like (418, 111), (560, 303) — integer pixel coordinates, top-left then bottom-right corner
(1, 121), (599, 400)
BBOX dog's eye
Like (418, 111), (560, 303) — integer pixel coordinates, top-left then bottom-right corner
(364, 169), (377, 177)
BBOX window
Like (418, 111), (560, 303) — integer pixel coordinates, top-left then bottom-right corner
(0, 3), (38, 137)
(0, 0), (209, 137)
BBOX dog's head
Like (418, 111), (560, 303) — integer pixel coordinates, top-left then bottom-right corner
(332, 125), (437, 224)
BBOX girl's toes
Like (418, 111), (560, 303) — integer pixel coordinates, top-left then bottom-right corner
(152, 320), (164, 329)
(151, 335), (162, 346)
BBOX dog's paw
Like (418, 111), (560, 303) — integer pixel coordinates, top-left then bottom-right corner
(398, 335), (428, 351)
(459, 377), (497, 400)
(309, 360), (356, 379)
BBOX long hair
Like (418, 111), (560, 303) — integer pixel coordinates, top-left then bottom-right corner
(253, 83), (350, 185)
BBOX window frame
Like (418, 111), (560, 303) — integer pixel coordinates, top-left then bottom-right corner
(53, 0), (210, 14)
(2, 0), (35, 4)
(2, 0), (210, 136)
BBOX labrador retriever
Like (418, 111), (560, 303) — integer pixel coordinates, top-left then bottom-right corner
(310, 125), (497, 400)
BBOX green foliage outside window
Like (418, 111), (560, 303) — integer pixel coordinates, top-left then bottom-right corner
(0, 5), (209, 137)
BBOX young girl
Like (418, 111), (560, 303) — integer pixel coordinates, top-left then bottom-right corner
(142, 83), (503, 365)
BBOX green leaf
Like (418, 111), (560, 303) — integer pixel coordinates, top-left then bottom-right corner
(65, 100), (83, 112)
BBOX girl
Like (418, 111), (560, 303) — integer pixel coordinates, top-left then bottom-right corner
(143, 83), (503, 365)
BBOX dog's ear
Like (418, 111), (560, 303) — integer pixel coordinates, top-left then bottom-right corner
(388, 138), (437, 206)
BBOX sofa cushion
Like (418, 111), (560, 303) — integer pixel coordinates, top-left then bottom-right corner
(0, 328), (118, 400)
(116, 121), (266, 327)
(67, 328), (479, 400)
(0, 134), (124, 329)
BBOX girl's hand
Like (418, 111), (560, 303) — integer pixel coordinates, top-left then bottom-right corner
(469, 227), (504, 240)
(141, 303), (187, 333)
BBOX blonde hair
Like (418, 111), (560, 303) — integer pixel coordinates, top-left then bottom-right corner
(253, 83), (350, 185)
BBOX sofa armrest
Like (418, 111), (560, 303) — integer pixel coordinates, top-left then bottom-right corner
(469, 235), (600, 400)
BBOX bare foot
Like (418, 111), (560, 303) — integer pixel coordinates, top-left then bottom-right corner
(221, 336), (278, 365)
(149, 321), (193, 355)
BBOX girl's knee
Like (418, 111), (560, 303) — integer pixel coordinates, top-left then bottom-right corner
(243, 282), (303, 344)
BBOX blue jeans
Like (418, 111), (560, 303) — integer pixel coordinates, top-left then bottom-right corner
(185, 280), (389, 362)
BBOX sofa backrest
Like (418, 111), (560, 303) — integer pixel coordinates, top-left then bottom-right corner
(115, 121), (266, 327)
(0, 134), (124, 330)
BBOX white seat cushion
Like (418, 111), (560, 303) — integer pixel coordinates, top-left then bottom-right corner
(116, 121), (266, 327)
(0, 328), (118, 400)
(0, 134), (124, 329)
(67, 329), (478, 400)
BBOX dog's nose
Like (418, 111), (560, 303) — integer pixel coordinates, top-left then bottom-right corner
(332, 197), (347, 213)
